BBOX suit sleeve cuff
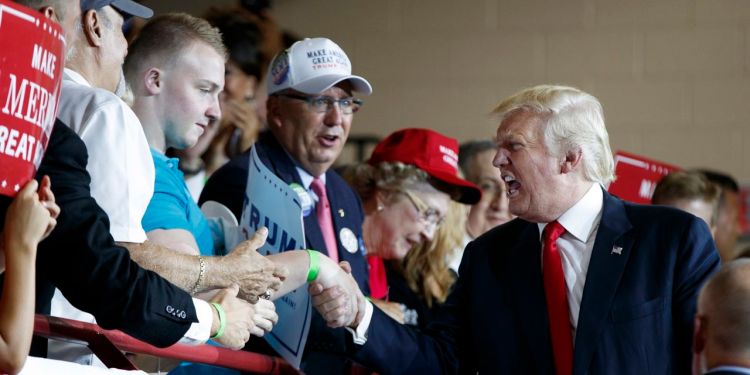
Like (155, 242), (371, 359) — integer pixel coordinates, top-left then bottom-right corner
(346, 300), (373, 345)
(177, 298), (212, 345)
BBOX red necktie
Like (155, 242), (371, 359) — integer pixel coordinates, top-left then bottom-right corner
(310, 178), (339, 263)
(542, 221), (572, 375)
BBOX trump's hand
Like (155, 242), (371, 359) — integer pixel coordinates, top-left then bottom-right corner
(309, 259), (366, 328)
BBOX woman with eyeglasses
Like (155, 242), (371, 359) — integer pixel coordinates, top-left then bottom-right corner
(391, 199), (468, 328)
(342, 128), (480, 326)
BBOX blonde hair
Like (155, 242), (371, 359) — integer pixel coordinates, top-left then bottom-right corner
(652, 171), (721, 226)
(491, 85), (615, 185)
(343, 161), (430, 202)
(124, 13), (227, 86)
(396, 200), (466, 307)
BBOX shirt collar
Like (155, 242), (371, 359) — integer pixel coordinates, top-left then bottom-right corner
(150, 147), (180, 171)
(63, 68), (91, 87)
(538, 183), (603, 242)
(296, 166), (326, 190)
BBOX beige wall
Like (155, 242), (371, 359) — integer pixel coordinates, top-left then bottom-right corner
(145, 0), (750, 182)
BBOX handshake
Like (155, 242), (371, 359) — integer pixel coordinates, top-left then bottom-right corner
(205, 228), (366, 350)
(308, 255), (367, 330)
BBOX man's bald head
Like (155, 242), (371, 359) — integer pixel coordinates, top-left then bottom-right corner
(695, 259), (750, 369)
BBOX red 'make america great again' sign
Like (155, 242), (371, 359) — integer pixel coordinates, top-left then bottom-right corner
(608, 151), (681, 205)
(0, 0), (64, 197)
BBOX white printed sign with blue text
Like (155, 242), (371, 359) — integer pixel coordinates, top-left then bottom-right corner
(237, 146), (309, 369)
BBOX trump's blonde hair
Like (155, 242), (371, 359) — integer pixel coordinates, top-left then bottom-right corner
(492, 85), (615, 185)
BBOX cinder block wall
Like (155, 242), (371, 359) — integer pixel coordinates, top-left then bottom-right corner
(274, 0), (750, 182)
(146, 0), (750, 182)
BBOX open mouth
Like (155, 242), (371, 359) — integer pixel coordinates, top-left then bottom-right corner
(502, 174), (521, 197)
(318, 134), (340, 147)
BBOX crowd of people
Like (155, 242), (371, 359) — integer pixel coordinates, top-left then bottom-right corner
(0, 0), (747, 374)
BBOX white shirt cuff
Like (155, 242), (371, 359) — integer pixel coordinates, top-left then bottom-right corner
(346, 300), (373, 345)
(177, 298), (212, 345)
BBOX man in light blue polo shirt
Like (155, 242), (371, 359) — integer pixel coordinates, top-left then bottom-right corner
(125, 13), (232, 259)
(144, 150), (216, 256)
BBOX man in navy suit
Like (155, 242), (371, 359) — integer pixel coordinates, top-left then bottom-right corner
(693, 259), (750, 375)
(200, 37), (372, 374)
(313, 85), (720, 374)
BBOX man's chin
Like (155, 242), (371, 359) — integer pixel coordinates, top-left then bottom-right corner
(311, 150), (343, 166)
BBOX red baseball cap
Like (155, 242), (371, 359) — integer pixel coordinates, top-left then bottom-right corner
(368, 128), (481, 204)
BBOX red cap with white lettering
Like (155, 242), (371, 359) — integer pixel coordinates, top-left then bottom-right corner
(368, 128), (481, 204)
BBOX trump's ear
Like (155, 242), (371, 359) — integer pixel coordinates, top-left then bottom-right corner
(560, 146), (583, 174)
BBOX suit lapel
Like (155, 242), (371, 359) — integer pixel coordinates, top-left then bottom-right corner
(507, 222), (555, 373)
(303, 213), (327, 252)
(326, 173), (351, 259)
(573, 191), (634, 374)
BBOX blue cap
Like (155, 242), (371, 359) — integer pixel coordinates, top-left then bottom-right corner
(81, 0), (153, 19)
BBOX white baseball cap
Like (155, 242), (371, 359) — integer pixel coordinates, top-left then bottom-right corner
(267, 38), (372, 96)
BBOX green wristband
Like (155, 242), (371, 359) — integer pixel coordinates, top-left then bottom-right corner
(306, 249), (320, 282)
(210, 302), (226, 340)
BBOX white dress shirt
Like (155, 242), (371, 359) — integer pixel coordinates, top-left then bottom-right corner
(296, 165), (325, 203)
(537, 183), (603, 336)
(706, 366), (750, 374)
(58, 69), (153, 243)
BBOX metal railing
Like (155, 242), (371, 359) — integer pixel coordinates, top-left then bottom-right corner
(33, 314), (300, 374)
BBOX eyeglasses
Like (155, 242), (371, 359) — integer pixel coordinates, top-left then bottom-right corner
(278, 93), (363, 115)
(400, 190), (445, 233)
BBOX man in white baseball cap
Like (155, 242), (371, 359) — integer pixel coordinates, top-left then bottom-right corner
(267, 37), (372, 97)
(202, 37), (373, 373)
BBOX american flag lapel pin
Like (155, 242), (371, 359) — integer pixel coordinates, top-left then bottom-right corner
(611, 246), (623, 255)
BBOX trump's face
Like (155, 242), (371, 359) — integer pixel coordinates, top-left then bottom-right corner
(493, 110), (566, 223)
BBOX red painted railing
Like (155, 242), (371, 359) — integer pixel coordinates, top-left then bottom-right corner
(33, 314), (301, 374)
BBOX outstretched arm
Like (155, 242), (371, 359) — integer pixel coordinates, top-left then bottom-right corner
(123, 227), (287, 302)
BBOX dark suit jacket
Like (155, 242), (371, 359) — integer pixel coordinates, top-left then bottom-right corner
(0, 120), (197, 354)
(201, 132), (370, 374)
(351, 189), (720, 375)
